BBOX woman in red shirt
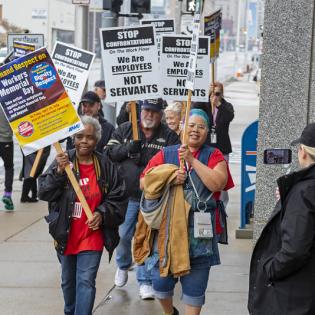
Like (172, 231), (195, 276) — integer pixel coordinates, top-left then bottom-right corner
(39, 116), (127, 315)
(140, 109), (234, 315)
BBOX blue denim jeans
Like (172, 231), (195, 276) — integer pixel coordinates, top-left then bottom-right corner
(152, 258), (211, 307)
(58, 250), (103, 315)
(115, 199), (152, 285)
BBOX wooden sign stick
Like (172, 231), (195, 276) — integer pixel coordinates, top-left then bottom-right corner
(211, 61), (215, 114)
(53, 142), (93, 220)
(130, 101), (139, 141)
(29, 148), (44, 178)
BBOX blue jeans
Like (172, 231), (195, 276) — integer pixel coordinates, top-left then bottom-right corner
(152, 259), (211, 307)
(58, 250), (103, 315)
(115, 199), (152, 285)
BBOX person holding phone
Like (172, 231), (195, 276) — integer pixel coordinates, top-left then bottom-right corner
(248, 123), (315, 315)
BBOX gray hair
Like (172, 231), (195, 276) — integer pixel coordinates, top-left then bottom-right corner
(302, 144), (315, 161)
(164, 102), (182, 116)
(79, 115), (102, 143)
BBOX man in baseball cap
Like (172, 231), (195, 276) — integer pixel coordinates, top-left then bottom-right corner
(140, 98), (164, 112)
(291, 122), (315, 147)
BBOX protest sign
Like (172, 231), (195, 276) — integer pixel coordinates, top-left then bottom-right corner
(99, 25), (160, 102)
(7, 33), (44, 53)
(204, 10), (222, 63)
(160, 35), (210, 102)
(13, 41), (36, 59)
(0, 47), (83, 156)
(140, 19), (175, 34)
(141, 19), (175, 60)
(52, 42), (95, 109)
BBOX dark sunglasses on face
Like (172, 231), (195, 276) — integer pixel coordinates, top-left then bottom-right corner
(213, 92), (221, 97)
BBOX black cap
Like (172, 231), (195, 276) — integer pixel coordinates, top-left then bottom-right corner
(140, 98), (163, 112)
(94, 80), (105, 89)
(291, 123), (315, 147)
(80, 91), (101, 104)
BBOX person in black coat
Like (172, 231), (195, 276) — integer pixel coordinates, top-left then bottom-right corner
(116, 101), (141, 126)
(248, 123), (315, 315)
(192, 82), (234, 157)
(39, 116), (128, 315)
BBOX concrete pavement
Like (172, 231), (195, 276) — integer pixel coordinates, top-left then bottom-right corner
(0, 77), (259, 315)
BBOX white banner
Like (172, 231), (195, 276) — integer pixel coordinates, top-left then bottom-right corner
(160, 35), (210, 102)
(141, 19), (175, 61)
(140, 19), (175, 35)
(100, 25), (160, 102)
(52, 42), (95, 109)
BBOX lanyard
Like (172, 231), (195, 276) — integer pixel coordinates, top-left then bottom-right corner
(185, 162), (213, 212)
(212, 106), (218, 128)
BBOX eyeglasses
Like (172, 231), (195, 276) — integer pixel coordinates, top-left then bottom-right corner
(188, 123), (207, 130)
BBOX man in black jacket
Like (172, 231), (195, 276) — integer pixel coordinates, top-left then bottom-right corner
(248, 123), (315, 315)
(106, 98), (179, 300)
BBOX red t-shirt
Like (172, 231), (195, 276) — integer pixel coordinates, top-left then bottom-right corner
(141, 148), (234, 234)
(65, 163), (104, 255)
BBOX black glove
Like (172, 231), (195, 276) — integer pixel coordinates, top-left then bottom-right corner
(127, 140), (142, 155)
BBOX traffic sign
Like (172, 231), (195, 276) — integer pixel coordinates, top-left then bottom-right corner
(186, 0), (196, 13)
(7, 33), (44, 53)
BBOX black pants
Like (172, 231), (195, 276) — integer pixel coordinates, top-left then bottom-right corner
(0, 142), (14, 193)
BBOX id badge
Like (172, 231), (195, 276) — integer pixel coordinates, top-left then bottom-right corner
(194, 212), (213, 239)
(211, 129), (217, 143)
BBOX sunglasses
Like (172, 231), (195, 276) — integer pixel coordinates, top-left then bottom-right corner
(213, 92), (221, 97)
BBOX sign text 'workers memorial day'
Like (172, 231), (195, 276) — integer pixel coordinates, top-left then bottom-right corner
(52, 42), (95, 109)
(0, 47), (83, 155)
(160, 35), (210, 102)
(100, 25), (160, 102)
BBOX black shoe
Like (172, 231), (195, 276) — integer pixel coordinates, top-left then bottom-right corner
(20, 196), (38, 203)
(173, 307), (179, 315)
(31, 178), (38, 200)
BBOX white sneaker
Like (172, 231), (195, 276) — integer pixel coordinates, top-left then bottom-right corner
(139, 284), (155, 300)
(114, 268), (128, 287)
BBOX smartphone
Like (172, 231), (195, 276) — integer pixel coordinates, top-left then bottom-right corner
(263, 149), (292, 164)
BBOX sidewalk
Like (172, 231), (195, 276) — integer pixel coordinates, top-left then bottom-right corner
(0, 78), (259, 315)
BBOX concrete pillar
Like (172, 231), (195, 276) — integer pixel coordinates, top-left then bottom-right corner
(254, 0), (315, 240)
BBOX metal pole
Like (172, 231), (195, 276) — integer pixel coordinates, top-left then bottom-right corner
(234, 0), (242, 75)
(244, 0), (249, 73)
(92, 10), (96, 53)
(175, 0), (183, 34)
(101, 11), (118, 125)
(74, 5), (89, 50)
(47, 0), (51, 50)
